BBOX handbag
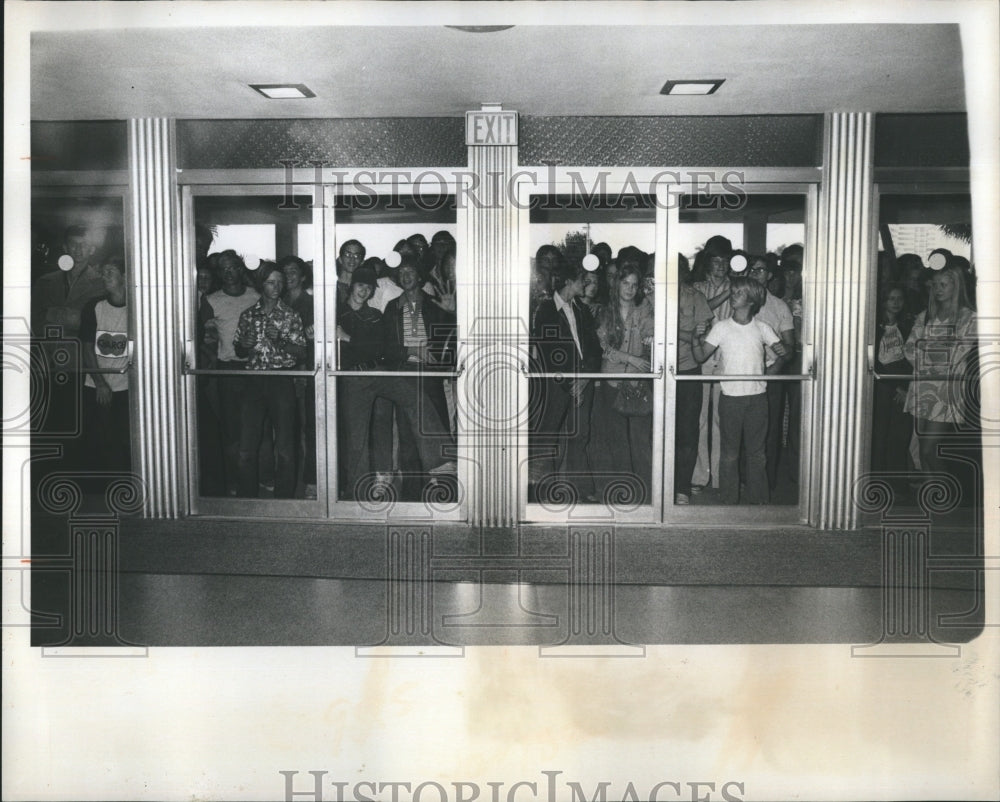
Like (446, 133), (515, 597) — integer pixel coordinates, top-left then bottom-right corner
(613, 379), (652, 416)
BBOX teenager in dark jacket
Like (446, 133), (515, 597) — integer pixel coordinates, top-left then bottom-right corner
(368, 258), (456, 498)
(529, 259), (602, 503)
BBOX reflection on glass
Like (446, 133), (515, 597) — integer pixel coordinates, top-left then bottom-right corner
(334, 197), (459, 503)
(194, 195), (316, 499)
(528, 195), (655, 507)
(675, 195), (804, 507)
(873, 195), (980, 509)
(31, 196), (131, 493)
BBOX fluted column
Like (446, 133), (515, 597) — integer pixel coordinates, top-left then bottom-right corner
(811, 113), (874, 529)
(128, 118), (185, 517)
(457, 108), (521, 527)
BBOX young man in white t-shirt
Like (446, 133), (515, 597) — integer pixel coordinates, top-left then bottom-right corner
(80, 256), (131, 475)
(692, 277), (787, 504)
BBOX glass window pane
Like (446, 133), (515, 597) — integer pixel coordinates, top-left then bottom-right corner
(673, 194), (805, 508)
(30, 194), (131, 495)
(193, 194), (317, 500)
(872, 194), (980, 513)
(212, 224), (276, 261)
(334, 196), (459, 503)
(528, 194), (656, 508)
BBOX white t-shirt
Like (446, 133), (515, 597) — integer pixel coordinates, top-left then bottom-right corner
(84, 299), (130, 392)
(704, 316), (780, 396)
(755, 291), (794, 340)
(205, 287), (260, 362)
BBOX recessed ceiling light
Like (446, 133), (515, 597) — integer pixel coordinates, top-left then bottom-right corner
(660, 80), (725, 96)
(250, 84), (315, 100)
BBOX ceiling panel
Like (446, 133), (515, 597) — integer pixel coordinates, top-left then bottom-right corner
(30, 23), (964, 120)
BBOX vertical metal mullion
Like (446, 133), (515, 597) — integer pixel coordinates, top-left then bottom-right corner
(324, 183), (339, 512)
(311, 181), (328, 513)
(818, 115), (835, 527)
(838, 113), (856, 528)
(801, 184), (821, 524)
(852, 115), (874, 528)
(832, 113), (849, 527)
(844, 115), (861, 529)
(130, 121), (151, 515)
(181, 185), (199, 513)
(657, 184), (675, 522)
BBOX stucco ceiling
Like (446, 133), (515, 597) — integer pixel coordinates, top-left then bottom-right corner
(31, 23), (965, 120)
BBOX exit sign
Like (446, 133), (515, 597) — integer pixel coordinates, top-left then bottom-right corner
(466, 110), (518, 146)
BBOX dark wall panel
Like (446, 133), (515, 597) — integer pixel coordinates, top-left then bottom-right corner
(875, 113), (969, 167)
(176, 118), (467, 169)
(31, 121), (128, 171)
(519, 115), (823, 167)
(33, 116), (829, 172)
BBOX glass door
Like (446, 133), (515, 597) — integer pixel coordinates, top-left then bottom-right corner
(30, 188), (134, 494)
(867, 188), (980, 513)
(182, 185), (326, 516)
(325, 188), (463, 521)
(663, 188), (813, 524)
(520, 187), (664, 523)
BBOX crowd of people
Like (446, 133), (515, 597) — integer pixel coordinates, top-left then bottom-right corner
(528, 236), (803, 506)
(31, 220), (978, 508)
(195, 229), (458, 501)
(528, 233), (979, 506)
(872, 249), (979, 483)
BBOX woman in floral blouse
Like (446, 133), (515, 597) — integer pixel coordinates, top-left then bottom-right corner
(233, 263), (307, 498)
(903, 266), (977, 475)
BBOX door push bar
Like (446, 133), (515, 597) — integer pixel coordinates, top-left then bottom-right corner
(520, 364), (664, 380)
(324, 339), (465, 377)
(668, 361), (815, 381)
(866, 344), (968, 381)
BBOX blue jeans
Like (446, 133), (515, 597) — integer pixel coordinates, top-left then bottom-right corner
(719, 392), (769, 504)
(674, 367), (703, 496)
(339, 375), (453, 499)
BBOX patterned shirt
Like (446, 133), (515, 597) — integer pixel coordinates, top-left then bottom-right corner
(401, 296), (428, 362)
(234, 298), (306, 370)
(904, 308), (977, 423)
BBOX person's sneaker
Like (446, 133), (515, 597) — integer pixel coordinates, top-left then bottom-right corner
(304, 484), (317, 500)
(675, 493), (690, 505)
(690, 484), (704, 496)
(428, 460), (457, 475)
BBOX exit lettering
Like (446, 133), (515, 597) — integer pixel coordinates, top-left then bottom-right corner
(465, 111), (518, 146)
